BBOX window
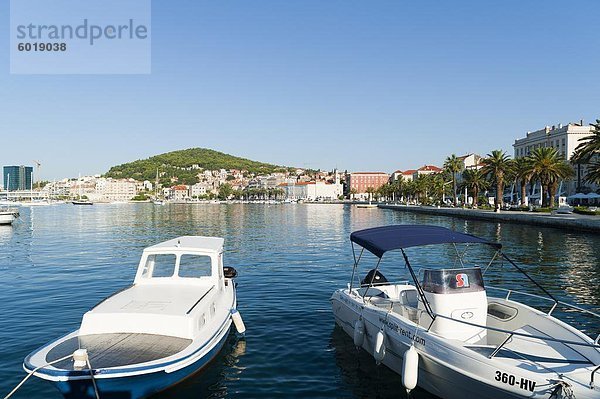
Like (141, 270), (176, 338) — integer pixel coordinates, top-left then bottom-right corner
(179, 254), (212, 278)
(145, 254), (176, 278)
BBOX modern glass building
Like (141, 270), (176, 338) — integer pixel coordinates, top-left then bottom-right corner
(3, 165), (33, 191)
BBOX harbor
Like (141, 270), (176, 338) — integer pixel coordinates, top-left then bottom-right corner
(1, 203), (598, 398)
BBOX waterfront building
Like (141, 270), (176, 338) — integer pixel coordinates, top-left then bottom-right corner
(390, 170), (403, 182)
(513, 121), (592, 161)
(172, 185), (190, 201)
(458, 153), (483, 170)
(191, 183), (210, 198)
(513, 121), (598, 195)
(401, 170), (417, 182)
(3, 165), (33, 191)
(42, 179), (72, 197)
(142, 180), (153, 191)
(346, 172), (390, 195)
(95, 178), (138, 202)
(280, 180), (343, 201)
(414, 165), (442, 179)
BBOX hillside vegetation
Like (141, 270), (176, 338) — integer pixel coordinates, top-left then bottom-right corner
(105, 148), (290, 185)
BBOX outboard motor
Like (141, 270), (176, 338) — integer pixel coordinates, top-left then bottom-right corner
(223, 266), (238, 278)
(418, 267), (487, 344)
(361, 269), (389, 287)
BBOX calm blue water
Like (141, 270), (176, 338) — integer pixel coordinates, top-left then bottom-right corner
(0, 204), (599, 399)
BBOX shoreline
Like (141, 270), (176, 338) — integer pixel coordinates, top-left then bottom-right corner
(378, 204), (600, 233)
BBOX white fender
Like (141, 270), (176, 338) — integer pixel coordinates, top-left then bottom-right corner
(373, 329), (385, 364)
(353, 319), (365, 347)
(402, 345), (419, 393)
(231, 309), (246, 335)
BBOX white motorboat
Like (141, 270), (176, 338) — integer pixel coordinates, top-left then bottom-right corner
(554, 205), (574, 214)
(331, 225), (600, 399)
(0, 208), (19, 225)
(356, 203), (377, 209)
(72, 199), (94, 206)
(22, 236), (245, 399)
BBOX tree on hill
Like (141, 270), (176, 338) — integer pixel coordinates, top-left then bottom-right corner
(218, 183), (233, 200)
(105, 148), (291, 183)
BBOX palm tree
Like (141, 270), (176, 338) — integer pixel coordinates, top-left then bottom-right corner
(460, 169), (489, 208)
(481, 150), (514, 211)
(528, 147), (574, 208)
(443, 154), (464, 206)
(513, 157), (533, 207)
(349, 188), (358, 201)
(365, 187), (375, 203)
(573, 119), (600, 184)
(413, 177), (427, 204)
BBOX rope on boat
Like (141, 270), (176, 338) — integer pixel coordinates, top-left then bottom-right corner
(3, 351), (100, 399)
(549, 380), (575, 399)
(3, 354), (73, 399)
(86, 355), (100, 399)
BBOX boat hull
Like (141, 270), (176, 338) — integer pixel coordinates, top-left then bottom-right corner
(0, 212), (16, 225)
(331, 291), (600, 399)
(51, 325), (231, 399)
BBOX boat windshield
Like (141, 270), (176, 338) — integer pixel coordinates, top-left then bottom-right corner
(420, 267), (485, 294)
(178, 254), (212, 278)
(141, 253), (213, 278)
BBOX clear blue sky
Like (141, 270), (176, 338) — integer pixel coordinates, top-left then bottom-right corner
(2, 0), (600, 181)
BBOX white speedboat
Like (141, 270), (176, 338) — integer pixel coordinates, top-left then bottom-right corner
(331, 225), (600, 399)
(0, 208), (19, 225)
(72, 199), (93, 206)
(23, 236), (245, 399)
(356, 203), (377, 209)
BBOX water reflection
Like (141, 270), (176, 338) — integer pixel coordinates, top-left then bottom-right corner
(152, 336), (247, 399)
(329, 326), (435, 399)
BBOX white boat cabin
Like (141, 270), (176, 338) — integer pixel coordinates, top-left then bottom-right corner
(79, 236), (231, 340)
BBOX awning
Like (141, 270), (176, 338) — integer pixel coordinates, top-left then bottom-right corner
(350, 225), (502, 258)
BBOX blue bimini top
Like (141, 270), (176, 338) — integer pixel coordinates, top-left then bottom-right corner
(350, 225), (502, 258)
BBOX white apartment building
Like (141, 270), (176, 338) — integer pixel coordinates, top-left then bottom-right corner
(190, 183), (210, 197)
(513, 121), (597, 195)
(95, 178), (138, 202)
(280, 181), (343, 201)
(513, 122), (592, 160)
(459, 153), (483, 170)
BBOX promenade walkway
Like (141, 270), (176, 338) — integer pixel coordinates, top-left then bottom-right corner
(378, 204), (600, 233)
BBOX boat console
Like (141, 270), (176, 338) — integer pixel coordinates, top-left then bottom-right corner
(418, 267), (487, 343)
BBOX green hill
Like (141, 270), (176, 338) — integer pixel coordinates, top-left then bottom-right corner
(105, 148), (291, 186)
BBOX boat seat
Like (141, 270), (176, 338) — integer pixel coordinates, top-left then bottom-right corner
(400, 288), (418, 307)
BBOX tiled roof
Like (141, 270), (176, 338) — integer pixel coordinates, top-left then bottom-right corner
(418, 165), (442, 172)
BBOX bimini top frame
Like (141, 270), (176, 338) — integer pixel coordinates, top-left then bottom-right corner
(350, 225), (501, 257)
(349, 225), (558, 317)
